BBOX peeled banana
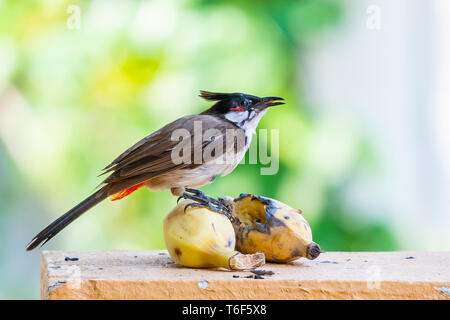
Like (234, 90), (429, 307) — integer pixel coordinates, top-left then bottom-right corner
(163, 200), (265, 270)
(229, 194), (321, 263)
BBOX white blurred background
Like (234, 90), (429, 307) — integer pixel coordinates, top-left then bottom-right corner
(302, 0), (450, 249)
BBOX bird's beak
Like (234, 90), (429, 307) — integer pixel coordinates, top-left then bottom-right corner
(255, 96), (285, 109)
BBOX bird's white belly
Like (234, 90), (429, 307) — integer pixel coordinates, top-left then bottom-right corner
(145, 149), (247, 191)
(145, 164), (227, 190)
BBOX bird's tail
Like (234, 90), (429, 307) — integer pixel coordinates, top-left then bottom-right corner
(26, 187), (108, 251)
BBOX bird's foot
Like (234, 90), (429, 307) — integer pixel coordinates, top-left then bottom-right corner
(178, 188), (236, 223)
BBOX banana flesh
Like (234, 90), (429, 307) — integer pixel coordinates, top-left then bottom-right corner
(163, 200), (265, 270)
(230, 194), (321, 263)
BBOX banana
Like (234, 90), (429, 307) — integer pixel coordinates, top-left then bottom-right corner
(163, 200), (265, 270)
(229, 194), (321, 263)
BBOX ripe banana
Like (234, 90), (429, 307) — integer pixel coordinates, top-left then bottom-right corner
(163, 200), (265, 270)
(229, 194), (321, 263)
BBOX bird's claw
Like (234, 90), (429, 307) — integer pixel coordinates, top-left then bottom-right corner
(183, 202), (205, 212)
(184, 188), (207, 198)
(178, 189), (236, 223)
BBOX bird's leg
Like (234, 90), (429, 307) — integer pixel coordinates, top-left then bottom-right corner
(178, 188), (236, 223)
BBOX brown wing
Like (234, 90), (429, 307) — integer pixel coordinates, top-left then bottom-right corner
(100, 114), (243, 194)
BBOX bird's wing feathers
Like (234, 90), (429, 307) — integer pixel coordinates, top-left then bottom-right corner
(101, 115), (243, 186)
(102, 115), (196, 174)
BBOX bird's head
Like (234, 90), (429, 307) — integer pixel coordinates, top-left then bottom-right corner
(200, 91), (284, 128)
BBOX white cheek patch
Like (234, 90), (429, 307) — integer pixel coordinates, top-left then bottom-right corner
(242, 109), (266, 134)
(225, 110), (249, 123)
(225, 109), (267, 146)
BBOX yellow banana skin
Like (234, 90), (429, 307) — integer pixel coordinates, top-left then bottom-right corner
(230, 194), (321, 263)
(164, 200), (265, 270)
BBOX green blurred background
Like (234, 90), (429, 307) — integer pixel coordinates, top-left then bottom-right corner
(1, 0), (450, 299)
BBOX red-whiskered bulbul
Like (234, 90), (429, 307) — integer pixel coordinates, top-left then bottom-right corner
(26, 91), (284, 251)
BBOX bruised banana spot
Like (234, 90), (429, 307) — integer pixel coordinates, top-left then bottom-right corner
(227, 236), (234, 248)
(303, 221), (309, 231)
(291, 247), (304, 259)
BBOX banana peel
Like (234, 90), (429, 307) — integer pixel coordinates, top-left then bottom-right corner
(228, 194), (321, 263)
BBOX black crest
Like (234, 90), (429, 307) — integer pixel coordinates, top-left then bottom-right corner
(199, 91), (234, 101)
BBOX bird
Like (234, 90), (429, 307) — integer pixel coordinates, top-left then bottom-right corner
(26, 90), (284, 251)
